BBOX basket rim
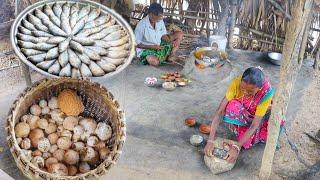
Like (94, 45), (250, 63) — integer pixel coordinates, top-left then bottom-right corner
(10, 0), (136, 79)
(6, 78), (126, 179)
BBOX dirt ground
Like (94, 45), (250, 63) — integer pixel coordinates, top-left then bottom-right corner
(0, 37), (319, 179)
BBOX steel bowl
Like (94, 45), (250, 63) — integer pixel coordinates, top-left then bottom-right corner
(267, 52), (282, 66)
(10, 0), (136, 78)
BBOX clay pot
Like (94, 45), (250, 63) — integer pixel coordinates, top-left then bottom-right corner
(185, 118), (196, 127)
(199, 124), (211, 134)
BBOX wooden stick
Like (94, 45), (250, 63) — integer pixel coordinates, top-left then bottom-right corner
(234, 34), (283, 46)
(268, 0), (292, 20)
(228, 3), (237, 49)
(259, 0), (314, 179)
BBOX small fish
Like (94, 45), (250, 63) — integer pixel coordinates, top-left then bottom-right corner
(88, 24), (121, 40)
(17, 33), (49, 43)
(48, 61), (61, 75)
(70, 40), (84, 53)
(69, 12), (79, 28)
(72, 36), (95, 46)
(107, 50), (128, 59)
(21, 48), (46, 56)
(103, 30), (126, 41)
(18, 41), (56, 50)
(61, 13), (72, 35)
(32, 30), (53, 37)
(27, 53), (46, 63)
(58, 50), (69, 67)
(36, 60), (55, 70)
(102, 57), (125, 66)
(76, 52), (91, 64)
(59, 37), (71, 53)
(18, 26), (32, 35)
(83, 47), (101, 61)
(83, 15), (111, 29)
(59, 63), (72, 77)
(28, 14), (49, 32)
(45, 47), (59, 59)
(86, 46), (108, 55)
(108, 43), (130, 51)
(34, 9), (50, 21)
(89, 61), (105, 76)
(44, 4), (61, 27)
(71, 68), (81, 78)
(107, 35), (129, 47)
(45, 21), (67, 37)
(68, 48), (82, 68)
(80, 63), (92, 77)
(78, 5), (90, 20)
(97, 60), (116, 72)
(52, 2), (62, 18)
(62, 2), (71, 16)
(72, 15), (88, 35)
(94, 40), (111, 48)
(22, 19), (37, 31)
(87, 7), (101, 22)
(46, 36), (66, 44)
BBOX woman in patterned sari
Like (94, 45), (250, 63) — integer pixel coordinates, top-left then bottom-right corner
(204, 67), (285, 163)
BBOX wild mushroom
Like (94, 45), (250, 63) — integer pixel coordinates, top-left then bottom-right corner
(50, 109), (65, 125)
(60, 130), (73, 139)
(41, 107), (50, 115)
(79, 118), (97, 134)
(63, 149), (80, 165)
(99, 147), (110, 160)
(32, 150), (42, 157)
(93, 141), (106, 151)
(31, 156), (45, 168)
(72, 125), (84, 142)
(79, 162), (90, 173)
(30, 104), (41, 116)
(16, 137), (22, 145)
(20, 138), (31, 150)
(88, 150), (99, 166)
(48, 97), (58, 110)
(15, 122), (30, 138)
(37, 118), (49, 129)
(47, 163), (68, 176)
(45, 157), (58, 169)
(53, 149), (65, 161)
(42, 152), (52, 159)
(95, 122), (112, 141)
(80, 147), (96, 162)
(56, 125), (64, 136)
(67, 165), (78, 176)
(45, 123), (57, 135)
(63, 116), (79, 131)
(48, 133), (59, 144)
(29, 128), (44, 147)
(49, 144), (58, 154)
(38, 137), (51, 152)
(21, 114), (32, 123)
(27, 115), (40, 130)
(57, 137), (72, 150)
(86, 136), (99, 147)
(39, 99), (48, 108)
(72, 142), (85, 152)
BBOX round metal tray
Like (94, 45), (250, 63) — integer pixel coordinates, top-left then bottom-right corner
(10, 0), (136, 78)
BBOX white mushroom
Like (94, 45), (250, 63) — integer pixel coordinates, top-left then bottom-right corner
(29, 128), (44, 147)
(49, 144), (58, 154)
(50, 109), (65, 125)
(39, 99), (48, 108)
(45, 123), (57, 135)
(60, 130), (73, 139)
(47, 163), (68, 176)
(72, 125), (84, 142)
(38, 137), (51, 152)
(30, 104), (42, 116)
(48, 97), (58, 109)
(27, 115), (40, 130)
(79, 118), (97, 134)
(64, 149), (80, 165)
(15, 122), (30, 138)
(32, 150), (42, 157)
(48, 133), (59, 144)
(80, 132), (91, 142)
(80, 147), (96, 162)
(31, 156), (45, 168)
(79, 162), (90, 173)
(53, 149), (65, 161)
(45, 157), (58, 169)
(67, 165), (78, 176)
(41, 107), (50, 115)
(20, 138), (31, 150)
(37, 118), (49, 129)
(72, 142), (85, 152)
(63, 116), (79, 131)
(87, 136), (99, 147)
(95, 122), (112, 141)
(57, 137), (72, 150)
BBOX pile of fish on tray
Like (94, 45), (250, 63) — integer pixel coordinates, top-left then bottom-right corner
(16, 1), (131, 77)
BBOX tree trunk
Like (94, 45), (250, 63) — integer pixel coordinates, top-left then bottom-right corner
(228, 1), (237, 49)
(259, 0), (314, 179)
(216, 0), (229, 36)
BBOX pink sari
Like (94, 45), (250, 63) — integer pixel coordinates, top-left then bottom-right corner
(223, 79), (285, 149)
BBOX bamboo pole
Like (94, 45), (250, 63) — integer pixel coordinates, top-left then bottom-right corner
(234, 34), (283, 46)
(228, 0), (237, 49)
(216, 0), (229, 36)
(259, 0), (314, 179)
(268, 0), (292, 20)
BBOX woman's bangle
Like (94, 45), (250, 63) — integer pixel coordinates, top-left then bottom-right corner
(231, 144), (241, 153)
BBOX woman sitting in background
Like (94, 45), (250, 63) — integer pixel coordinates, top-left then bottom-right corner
(204, 67), (285, 162)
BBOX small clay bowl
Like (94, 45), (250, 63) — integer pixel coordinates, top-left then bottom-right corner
(185, 117), (196, 127)
(162, 82), (177, 91)
(175, 78), (183, 82)
(199, 124), (211, 134)
(177, 81), (187, 87)
(190, 135), (204, 146)
(168, 76), (176, 81)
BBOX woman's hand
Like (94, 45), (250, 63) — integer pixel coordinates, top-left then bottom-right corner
(152, 45), (163, 50)
(204, 141), (215, 157)
(226, 146), (239, 163)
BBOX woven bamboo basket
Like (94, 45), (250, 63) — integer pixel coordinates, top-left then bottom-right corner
(6, 78), (126, 179)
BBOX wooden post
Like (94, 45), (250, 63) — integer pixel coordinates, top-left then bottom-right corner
(259, 0), (314, 179)
(216, 0), (229, 36)
(228, 0), (237, 49)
